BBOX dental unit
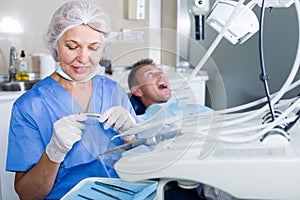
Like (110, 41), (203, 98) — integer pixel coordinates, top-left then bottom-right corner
(85, 0), (300, 199)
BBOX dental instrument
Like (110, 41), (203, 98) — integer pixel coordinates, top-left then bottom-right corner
(103, 124), (182, 155)
(91, 186), (121, 200)
(94, 181), (137, 195)
(80, 113), (101, 119)
(77, 194), (94, 200)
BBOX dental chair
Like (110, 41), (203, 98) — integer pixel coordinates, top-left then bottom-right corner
(129, 94), (146, 115)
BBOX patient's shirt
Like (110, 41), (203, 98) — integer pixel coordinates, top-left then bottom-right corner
(138, 100), (212, 121)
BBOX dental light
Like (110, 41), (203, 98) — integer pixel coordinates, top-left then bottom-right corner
(206, 0), (294, 45)
(206, 0), (259, 44)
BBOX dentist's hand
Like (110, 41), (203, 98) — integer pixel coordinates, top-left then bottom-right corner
(46, 114), (87, 163)
(99, 106), (136, 133)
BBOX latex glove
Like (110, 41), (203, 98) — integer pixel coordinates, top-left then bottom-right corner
(46, 114), (87, 163)
(99, 106), (136, 133)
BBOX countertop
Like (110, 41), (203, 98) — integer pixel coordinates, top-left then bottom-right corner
(0, 91), (24, 101)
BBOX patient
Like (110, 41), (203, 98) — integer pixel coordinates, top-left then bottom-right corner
(128, 58), (211, 120)
(127, 58), (239, 200)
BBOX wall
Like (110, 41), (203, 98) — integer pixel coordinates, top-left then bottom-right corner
(0, 0), (154, 74)
(161, 0), (177, 66)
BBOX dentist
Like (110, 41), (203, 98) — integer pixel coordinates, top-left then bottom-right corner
(6, 1), (136, 199)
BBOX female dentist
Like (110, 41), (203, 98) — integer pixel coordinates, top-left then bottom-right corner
(6, 1), (136, 199)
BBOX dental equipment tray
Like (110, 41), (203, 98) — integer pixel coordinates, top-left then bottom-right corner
(61, 177), (157, 200)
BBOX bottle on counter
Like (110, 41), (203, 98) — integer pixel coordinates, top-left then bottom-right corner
(16, 50), (29, 81)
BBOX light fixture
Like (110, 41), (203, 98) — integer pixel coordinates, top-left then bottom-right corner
(206, 0), (259, 45)
(0, 16), (23, 34)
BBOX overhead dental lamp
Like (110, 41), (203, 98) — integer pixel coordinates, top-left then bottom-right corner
(206, 0), (259, 44)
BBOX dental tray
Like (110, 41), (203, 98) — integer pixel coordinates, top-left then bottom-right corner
(61, 177), (157, 200)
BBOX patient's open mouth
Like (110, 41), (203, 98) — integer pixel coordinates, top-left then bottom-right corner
(158, 81), (168, 89)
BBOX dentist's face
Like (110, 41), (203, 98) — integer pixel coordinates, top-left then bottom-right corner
(56, 25), (105, 81)
(134, 65), (171, 107)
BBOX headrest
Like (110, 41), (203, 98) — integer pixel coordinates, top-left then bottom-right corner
(129, 94), (146, 115)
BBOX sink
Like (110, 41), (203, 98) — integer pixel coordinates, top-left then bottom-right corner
(0, 80), (40, 91)
(0, 73), (40, 92)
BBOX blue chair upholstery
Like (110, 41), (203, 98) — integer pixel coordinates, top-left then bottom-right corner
(129, 94), (146, 115)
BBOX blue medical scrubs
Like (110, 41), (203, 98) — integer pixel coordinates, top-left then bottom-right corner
(6, 75), (136, 199)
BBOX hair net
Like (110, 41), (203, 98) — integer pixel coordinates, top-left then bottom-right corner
(43, 0), (111, 62)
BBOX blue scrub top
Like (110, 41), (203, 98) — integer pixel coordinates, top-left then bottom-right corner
(6, 75), (136, 199)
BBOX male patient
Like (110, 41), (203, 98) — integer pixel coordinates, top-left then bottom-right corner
(127, 58), (239, 200)
(128, 58), (211, 120)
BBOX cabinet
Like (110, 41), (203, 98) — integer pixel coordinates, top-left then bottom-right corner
(0, 92), (23, 200)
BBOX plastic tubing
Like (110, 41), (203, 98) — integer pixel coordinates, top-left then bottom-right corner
(181, 96), (297, 130)
(209, 79), (299, 116)
(199, 115), (297, 135)
(219, 96), (300, 143)
(118, 79), (299, 140)
(182, 116), (297, 137)
(216, 79), (300, 115)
